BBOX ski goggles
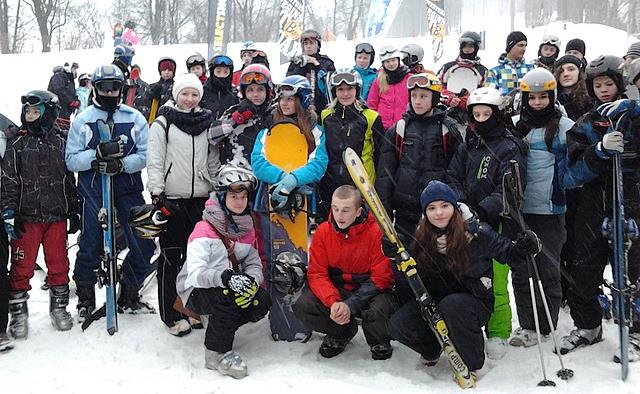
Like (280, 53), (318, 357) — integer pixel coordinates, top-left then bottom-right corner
(251, 50), (267, 59)
(300, 31), (320, 42)
(541, 37), (561, 47)
(406, 73), (441, 92)
(355, 43), (374, 54)
(21, 94), (46, 106)
(241, 71), (269, 85)
(210, 55), (233, 67)
(187, 54), (206, 65)
(94, 80), (124, 93)
(330, 72), (359, 87)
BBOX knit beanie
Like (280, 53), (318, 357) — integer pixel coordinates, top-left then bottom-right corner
(420, 181), (458, 212)
(565, 38), (586, 57)
(172, 73), (204, 101)
(158, 58), (177, 73)
(506, 31), (527, 54)
(554, 55), (583, 71)
(624, 42), (640, 60)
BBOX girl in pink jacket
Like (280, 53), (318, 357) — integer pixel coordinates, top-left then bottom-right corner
(367, 46), (411, 130)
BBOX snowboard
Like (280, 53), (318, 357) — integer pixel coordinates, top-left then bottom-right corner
(264, 120), (312, 342)
(343, 147), (476, 389)
(446, 65), (481, 95)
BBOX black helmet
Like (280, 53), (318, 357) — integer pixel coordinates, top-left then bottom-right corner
(459, 31), (481, 59)
(300, 29), (322, 50)
(128, 204), (169, 239)
(20, 90), (60, 134)
(585, 55), (625, 99)
(270, 252), (307, 294)
(186, 53), (207, 71)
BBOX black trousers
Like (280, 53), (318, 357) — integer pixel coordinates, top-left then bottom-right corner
(187, 287), (270, 353)
(389, 293), (491, 371)
(293, 287), (397, 346)
(0, 225), (8, 332)
(157, 197), (207, 325)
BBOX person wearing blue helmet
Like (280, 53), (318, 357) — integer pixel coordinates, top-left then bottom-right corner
(66, 64), (157, 322)
(201, 54), (239, 119)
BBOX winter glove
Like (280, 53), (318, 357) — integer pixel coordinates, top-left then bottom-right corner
(271, 174), (298, 210)
(221, 270), (259, 309)
(596, 131), (625, 158)
(150, 84), (163, 100)
(457, 202), (475, 222)
(512, 230), (543, 259)
(381, 234), (399, 259)
(96, 136), (126, 160)
(91, 159), (124, 175)
(66, 212), (82, 234)
(151, 193), (176, 217)
(2, 210), (23, 240)
(69, 100), (80, 109)
(291, 54), (307, 67)
(231, 109), (254, 126)
(597, 99), (640, 119)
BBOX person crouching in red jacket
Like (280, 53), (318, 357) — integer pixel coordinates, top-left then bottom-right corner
(293, 185), (396, 360)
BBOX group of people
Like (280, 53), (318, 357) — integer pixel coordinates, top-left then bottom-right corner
(1, 27), (640, 384)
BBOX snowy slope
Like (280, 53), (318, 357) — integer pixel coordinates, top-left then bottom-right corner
(1, 22), (639, 394)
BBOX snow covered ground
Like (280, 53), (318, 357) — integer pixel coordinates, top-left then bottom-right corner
(1, 21), (640, 393)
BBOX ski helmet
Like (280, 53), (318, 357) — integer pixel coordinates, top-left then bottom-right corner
(354, 42), (375, 67)
(585, 55), (625, 98)
(114, 44), (134, 67)
(78, 73), (92, 87)
(208, 54), (234, 74)
(538, 34), (561, 65)
(186, 53), (207, 71)
(240, 41), (258, 55)
(401, 44), (424, 67)
(519, 68), (557, 96)
(379, 45), (403, 63)
(300, 29), (322, 50)
(239, 64), (272, 98)
(406, 73), (442, 108)
(467, 87), (505, 110)
(215, 163), (257, 193)
(277, 75), (313, 111)
(271, 252), (307, 294)
(628, 58), (640, 86)
(20, 90), (60, 134)
(128, 204), (169, 239)
(459, 31), (481, 59)
(92, 64), (125, 111)
(329, 68), (362, 98)
(157, 56), (177, 74)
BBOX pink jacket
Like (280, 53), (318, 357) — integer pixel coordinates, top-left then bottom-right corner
(367, 72), (411, 130)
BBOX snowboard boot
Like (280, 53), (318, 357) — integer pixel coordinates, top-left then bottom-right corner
(558, 326), (602, 355)
(486, 337), (508, 360)
(8, 291), (29, 339)
(319, 335), (351, 358)
(205, 349), (248, 379)
(420, 348), (443, 367)
(75, 281), (96, 324)
(509, 327), (549, 347)
(118, 282), (156, 314)
(370, 343), (393, 360)
(0, 332), (15, 352)
(50, 285), (74, 331)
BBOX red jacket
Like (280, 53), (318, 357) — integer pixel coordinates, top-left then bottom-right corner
(308, 211), (394, 313)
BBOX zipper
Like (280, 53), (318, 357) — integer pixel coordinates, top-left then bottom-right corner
(164, 162), (173, 182)
(190, 135), (195, 198)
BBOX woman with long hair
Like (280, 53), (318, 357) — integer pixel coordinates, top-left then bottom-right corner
(554, 55), (593, 121)
(367, 45), (411, 130)
(388, 181), (540, 377)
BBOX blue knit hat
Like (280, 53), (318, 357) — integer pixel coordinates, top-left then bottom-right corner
(420, 181), (458, 212)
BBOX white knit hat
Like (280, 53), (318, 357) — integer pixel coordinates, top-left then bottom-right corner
(172, 73), (203, 101)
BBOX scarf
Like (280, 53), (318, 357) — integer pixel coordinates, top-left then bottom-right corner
(202, 196), (254, 239)
(386, 66), (409, 85)
(157, 103), (213, 136)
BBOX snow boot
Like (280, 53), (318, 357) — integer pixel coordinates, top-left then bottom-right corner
(509, 327), (549, 347)
(166, 319), (192, 337)
(370, 343), (393, 360)
(188, 316), (204, 330)
(558, 326), (602, 355)
(50, 285), (73, 331)
(486, 337), (508, 360)
(205, 349), (248, 379)
(8, 291), (28, 339)
(118, 282), (156, 314)
(0, 332), (14, 352)
(319, 335), (350, 358)
(614, 332), (640, 363)
(75, 281), (95, 324)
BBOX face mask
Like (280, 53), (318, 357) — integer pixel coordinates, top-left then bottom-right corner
(474, 113), (500, 134)
(94, 94), (120, 112)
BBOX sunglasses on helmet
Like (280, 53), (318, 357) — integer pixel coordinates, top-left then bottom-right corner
(95, 80), (124, 93)
(241, 72), (269, 85)
(330, 72), (358, 86)
(380, 48), (398, 58)
(355, 43), (374, 54)
(187, 54), (205, 64)
(406, 74), (441, 92)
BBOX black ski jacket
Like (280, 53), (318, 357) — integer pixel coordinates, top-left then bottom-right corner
(286, 54), (336, 115)
(141, 78), (174, 118)
(47, 69), (78, 119)
(201, 77), (239, 120)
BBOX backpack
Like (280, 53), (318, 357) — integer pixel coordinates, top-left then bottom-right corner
(394, 116), (461, 159)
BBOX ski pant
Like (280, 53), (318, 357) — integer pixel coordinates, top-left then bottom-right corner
(511, 214), (564, 334)
(0, 225), (8, 332)
(293, 287), (397, 346)
(566, 178), (640, 331)
(487, 219), (518, 339)
(74, 192), (155, 287)
(389, 293), (491, 371)
(8, 221), (69, 291)
(391, 215), (420, 304)
(186, 287), (270, 353)
(157, 197), (207, 326)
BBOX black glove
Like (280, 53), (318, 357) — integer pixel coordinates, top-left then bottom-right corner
(381, 235), (399, 259)
(150, 84), (163, 100)
(96, 137), (125, 160)
(221, 269), (259, 308)
(512, 230), (542, 259)
(67, 212), (82, 234)
(151, 193), (177, 217)
(91, 159), (123, 175)
(237, 100), (258, 115)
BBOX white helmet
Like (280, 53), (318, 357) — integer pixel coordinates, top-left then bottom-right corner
(379, 45), (404, 62)
(467, 87), (506, 110)
(401, 44), (424, 66)
(628, 58), (640, 86)
(540, 34), (561, 49)
(215, 163), (257, 192)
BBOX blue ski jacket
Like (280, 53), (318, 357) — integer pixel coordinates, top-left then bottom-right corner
(354, 65), (377, 101)
(66, 104), (149, 197)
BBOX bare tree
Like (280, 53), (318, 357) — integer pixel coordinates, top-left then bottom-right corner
(0, 0), (9, 52)
(24, 0), (70, 52)
(56, 0), (104, 50)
